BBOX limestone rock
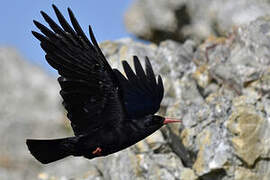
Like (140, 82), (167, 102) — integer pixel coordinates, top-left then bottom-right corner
(3, 11), (270, 180)
(167, 16), (270, 179)
(125, 0), (270, 43)
(0, 48), (104, 179)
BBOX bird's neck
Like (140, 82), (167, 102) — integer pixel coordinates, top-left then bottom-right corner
(116, 119), (157, 148)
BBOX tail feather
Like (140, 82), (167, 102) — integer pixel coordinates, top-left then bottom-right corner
(26, 137), (76, 164)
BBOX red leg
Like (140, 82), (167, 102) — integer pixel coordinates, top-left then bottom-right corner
(92, 147), (102, 155)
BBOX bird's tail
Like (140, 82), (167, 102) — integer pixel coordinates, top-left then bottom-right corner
(26, 137), (78, 164)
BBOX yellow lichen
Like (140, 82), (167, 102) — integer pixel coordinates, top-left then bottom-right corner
(227, 97), (265, 166)
(193, 130), (212, 174)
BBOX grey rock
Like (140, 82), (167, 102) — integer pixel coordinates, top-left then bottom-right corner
(0, 48), (102, 179)
(168, 15), (270, 179)
(0, 44), (195, 179)
(124, 0), (189, 43)
(3, 13), (270, 180)
(125, 0), (270, 43)
(103, 14), (270, 180)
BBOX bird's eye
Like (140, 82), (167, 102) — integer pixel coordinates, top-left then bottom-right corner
(145, 120), (153, 127)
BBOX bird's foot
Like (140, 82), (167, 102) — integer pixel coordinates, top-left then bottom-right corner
(92, 147), (102, 155)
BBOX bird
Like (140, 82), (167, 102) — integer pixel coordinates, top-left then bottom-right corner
(26, 5), (180, 164)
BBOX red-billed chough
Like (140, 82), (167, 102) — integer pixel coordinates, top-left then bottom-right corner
(26, 5), (180, 164)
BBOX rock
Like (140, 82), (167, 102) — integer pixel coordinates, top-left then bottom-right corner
(166, 16), (270, 179)
(234, 167), (260, 180)
(125, 0), (270, 43)
(0, 48), (103, 179)
(180, 168), (198, 180)
(227, 96), (266, 167)
(3, 12), (270, 180)
(0, 41), (195, 179)
(99, 16), (270, 179)
(102, 13), (270, 180)
(124, 0), (188, 43)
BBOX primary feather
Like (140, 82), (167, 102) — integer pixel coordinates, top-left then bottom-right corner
(33, 5), (123, 136)
(114, 57), (164, 118)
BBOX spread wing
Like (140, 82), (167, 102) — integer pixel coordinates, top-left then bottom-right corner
(32, 5), (123, 136)
(113, 56), (164, 118)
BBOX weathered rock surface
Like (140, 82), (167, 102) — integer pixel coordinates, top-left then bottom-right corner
(2, 12), (270, 180)
(180, 16), (270, 179)
(125, 0), (270, 43)
(0, 48), (102, 179)
(94, 16), (270, 179)
(0, 45), (195, 179)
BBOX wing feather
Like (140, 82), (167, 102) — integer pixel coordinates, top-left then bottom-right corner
(34, 5), (164, 132)
(134, 56), (147, 80)
(33, 5), (123, 136)
(52, 5), (77, 37)
(67, 8), (91, 46)
(114, 56), (164, 118)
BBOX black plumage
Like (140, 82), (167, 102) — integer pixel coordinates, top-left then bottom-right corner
(26, 5), (180, 164)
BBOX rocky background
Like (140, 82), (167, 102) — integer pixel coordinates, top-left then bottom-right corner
(1, 0), (270, 179)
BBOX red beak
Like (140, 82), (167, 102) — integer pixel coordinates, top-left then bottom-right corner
(163, 118), (181, 124)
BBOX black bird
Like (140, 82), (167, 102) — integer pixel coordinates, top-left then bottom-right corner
(26, 5), (180, 164)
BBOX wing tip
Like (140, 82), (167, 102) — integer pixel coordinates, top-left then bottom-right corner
(133, 55), (139, 60)
(32, 30), (43, 39)
(52, 4), (59, 12)
(52, 4), (64, 21)
(88, 25), (98, 46)
(33, 20), (40, 26)
(67, 7), (73, 14)
(40, 10), (50, 20)
(144, 56), (153, 71)
(133, 56), (140, 66)
(67, 7), (75, 20)
(122, 60), (128, 66)
(145, 56), (150, 63)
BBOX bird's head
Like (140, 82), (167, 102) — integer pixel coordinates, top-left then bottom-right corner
(140, 115), (181, 135)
